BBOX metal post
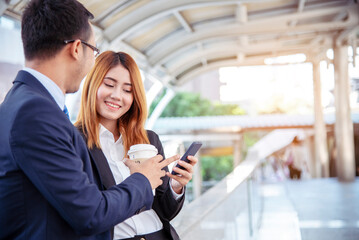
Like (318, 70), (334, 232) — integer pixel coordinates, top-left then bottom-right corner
(233, 137), (242, 168)
(145, 88), (175, 130)
(192, 151), (202, 199)
(247, 177), (253, 236)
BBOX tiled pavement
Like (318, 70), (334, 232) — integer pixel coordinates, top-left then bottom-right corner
(258, 178), (359, 240)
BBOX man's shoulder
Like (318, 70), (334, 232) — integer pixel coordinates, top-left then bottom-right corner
(7, 85), (67, 137)
(17, 91), (57, 116)
(1, 81), (49, 121)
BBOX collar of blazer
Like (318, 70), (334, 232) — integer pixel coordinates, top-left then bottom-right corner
(89, 146), (117, 189)
(76, 126), (116, 189)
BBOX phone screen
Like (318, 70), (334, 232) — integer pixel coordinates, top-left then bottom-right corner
(171, 142), (202, 175)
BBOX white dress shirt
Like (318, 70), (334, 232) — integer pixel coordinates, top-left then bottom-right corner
(99, 125), (183, 239)
(23, 67), (65, 111)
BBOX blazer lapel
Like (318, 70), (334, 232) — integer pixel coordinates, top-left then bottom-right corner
(89, 147), (116, 189)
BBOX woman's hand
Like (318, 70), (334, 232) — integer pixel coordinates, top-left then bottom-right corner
(167, 155), (198, 194)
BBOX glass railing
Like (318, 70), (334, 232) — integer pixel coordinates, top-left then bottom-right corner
(171, 149), (263, 239)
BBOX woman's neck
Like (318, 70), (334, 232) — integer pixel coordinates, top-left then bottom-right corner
(100, 120), (120, 142)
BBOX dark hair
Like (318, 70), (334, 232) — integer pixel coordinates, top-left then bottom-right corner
(21, 0), (94, 60)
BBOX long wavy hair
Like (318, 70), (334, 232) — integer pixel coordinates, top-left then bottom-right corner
(75, 51), (149, 153)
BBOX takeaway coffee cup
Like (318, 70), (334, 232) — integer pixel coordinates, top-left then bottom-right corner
(128, 144), (158, 195)
(128, 144), (158, 164)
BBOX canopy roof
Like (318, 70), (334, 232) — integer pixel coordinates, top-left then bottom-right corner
(3, 0), (359, 87)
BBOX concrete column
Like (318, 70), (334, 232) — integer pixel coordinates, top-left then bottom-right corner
(333, 45), (356, 182)
(233, 136), (242, 168)
(192, 151), (202, 199)
(303, 130), (315, 177)
(312, 61), (329, 177)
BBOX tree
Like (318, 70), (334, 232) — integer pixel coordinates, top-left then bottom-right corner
(201, 155), (233, 181)
(149, 91), (245, 117)
(149, 90), (247, 185)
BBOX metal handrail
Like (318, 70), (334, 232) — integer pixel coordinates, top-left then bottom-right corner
(171, 149), (261, 238)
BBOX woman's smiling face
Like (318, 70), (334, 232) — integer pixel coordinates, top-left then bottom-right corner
(96, 64), (133, 129)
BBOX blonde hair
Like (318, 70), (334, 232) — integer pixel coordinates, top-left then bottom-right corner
(75, 51), (149, 152)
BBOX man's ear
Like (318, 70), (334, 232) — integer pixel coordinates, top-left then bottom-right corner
(69, 40), (82, 60)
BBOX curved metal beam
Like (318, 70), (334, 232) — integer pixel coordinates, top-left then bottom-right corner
(161, 32), (334, 70)
(146, 88), (176, 130)
(93, 0), (139, 23)
(174, 11), (193, 33)
(175, 60), (241, 86)
(104, 0), (349, 42)
(0, 1), (8, 15)
(103, 0), (253, 41)
(148, 5), (354, 67)
(174, 48), (319, 86)
(169, 43), (322, 77)
(166, 34), (334, 75)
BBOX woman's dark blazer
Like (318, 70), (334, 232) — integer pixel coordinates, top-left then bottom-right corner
(77, 128), (184, 240)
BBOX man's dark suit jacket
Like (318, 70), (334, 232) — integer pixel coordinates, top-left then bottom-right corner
(0, 71), (154, 240)
(78, 128), (184, 240)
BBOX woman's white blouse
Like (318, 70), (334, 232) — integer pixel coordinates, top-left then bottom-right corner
(99, 125), (182, 239)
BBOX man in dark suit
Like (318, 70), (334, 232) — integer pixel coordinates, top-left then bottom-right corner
(0, 0), (177, 239)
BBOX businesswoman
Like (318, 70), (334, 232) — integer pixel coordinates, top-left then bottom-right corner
(75, 51), (197, 240)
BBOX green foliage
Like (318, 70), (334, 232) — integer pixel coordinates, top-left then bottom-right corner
(149, 90), (246, 182)
(212, 102), (246, 116)
(162, 92), (211, 117)
(149, 90), (245, 117)
(243, 132), (260, 148)
(149, 90), (165, 116)
(241, 131), (268, 159)
(201, 155), (234, 181)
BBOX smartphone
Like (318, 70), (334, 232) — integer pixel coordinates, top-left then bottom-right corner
(171, 141), (202, 175)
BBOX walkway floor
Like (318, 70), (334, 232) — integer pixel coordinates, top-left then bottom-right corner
(257, 181), (301, 240)
(258, 177), (359, 240)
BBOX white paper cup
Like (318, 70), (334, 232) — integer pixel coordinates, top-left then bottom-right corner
(128, 144), (158, 164)
(128, 144), (158, 195)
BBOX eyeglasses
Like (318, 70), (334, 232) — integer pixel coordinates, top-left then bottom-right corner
(64, 39), (100, 57)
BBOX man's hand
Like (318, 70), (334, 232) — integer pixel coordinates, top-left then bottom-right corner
(167, 155), (198, 194)
(124, 154), (180, 189)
